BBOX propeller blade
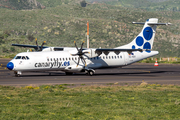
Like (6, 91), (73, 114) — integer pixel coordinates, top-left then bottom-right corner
(83, 51), (89, 54)
(35, 38), (40, 51)
(76, 57), (80, 67)
(74, 41), (79, 52)
(40, 41), (46, 51)
(80, 41), (85, 51)
(81, 57), (87, 66)
(73, 41), (87, 67)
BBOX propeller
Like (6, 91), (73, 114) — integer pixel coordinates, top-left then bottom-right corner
(71, 41), (88, 67)
(35, 38), (46, 51)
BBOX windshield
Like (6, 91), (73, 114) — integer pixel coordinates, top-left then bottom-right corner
(15, 56), (21, 59)
(15, 56), (30, 60)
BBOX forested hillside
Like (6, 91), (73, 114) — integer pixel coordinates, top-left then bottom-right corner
(89, 0), (180, 12)
(0, 0), (180, 58)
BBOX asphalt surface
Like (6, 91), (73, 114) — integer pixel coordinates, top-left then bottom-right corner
(0, 58), (180, 86)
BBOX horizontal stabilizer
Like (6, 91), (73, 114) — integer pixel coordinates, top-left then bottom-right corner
(132, 22), (171, 26)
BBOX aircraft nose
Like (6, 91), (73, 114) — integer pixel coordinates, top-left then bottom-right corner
(7, 62), (14, 70)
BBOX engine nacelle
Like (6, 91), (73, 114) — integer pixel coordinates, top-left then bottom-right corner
(42, 47), (54, 52)
(64, 65), (84, 72)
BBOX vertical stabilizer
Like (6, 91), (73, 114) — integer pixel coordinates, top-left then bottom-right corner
(116, 18), (158, 50)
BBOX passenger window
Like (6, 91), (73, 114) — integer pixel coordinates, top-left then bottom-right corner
(75, 57), (77, 60)
(109, 56), (111, 59)
(103, 56), (105, 59)
(63, 58), (64, 61)
(117, 56), (119, 59)
(112, 56), (113, 59)
(114, 56), (116, 59)
(69, 58), (71, 60)
(51, 58), (52, 61)
(47, 58), (49, 61)
(72, 58), (74, 60)
(120, 56), (122, 58)
(106, 56), (108, 59)
(60, 58), (61, 61)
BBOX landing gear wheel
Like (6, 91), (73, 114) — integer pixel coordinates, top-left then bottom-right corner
(15, 74), (20, 77)
(88, 70), (94, 76)
(14, 71), (21, 77)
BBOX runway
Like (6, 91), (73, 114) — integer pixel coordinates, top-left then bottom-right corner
(1, 58), (180, 86)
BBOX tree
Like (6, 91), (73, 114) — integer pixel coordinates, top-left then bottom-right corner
(27, 34), (35, 42)
(80, 0), (87, 7)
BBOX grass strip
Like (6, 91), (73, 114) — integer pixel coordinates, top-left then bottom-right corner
(0, 84), (180, 119)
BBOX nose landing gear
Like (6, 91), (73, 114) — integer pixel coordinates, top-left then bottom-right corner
(14, 71), (22, 77)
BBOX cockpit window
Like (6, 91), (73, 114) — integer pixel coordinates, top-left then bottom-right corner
(26, 56), (29, 60)
(15, 56), (30, 60)
(15, 56), (21, 59)
(22, 56), (26, 60)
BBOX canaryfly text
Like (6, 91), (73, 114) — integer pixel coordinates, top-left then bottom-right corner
(34, 61), (70, 68)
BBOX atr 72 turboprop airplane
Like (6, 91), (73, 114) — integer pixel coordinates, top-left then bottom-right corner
(7, 18), (171, 76)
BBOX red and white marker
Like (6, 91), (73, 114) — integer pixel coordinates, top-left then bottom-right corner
(154, 58), (159, 66)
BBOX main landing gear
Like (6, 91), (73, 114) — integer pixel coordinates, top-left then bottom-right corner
(86, 69), (95, 76)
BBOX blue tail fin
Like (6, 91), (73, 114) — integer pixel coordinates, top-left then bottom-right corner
(116, 18), (158, 50)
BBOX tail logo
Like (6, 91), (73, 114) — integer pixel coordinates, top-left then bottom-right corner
(143, 27), (153, 40)
(136, 36), (144, 46)
(132, 26), (153, 51)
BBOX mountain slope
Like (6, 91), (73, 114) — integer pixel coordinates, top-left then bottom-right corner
(88, 0), (180, 11)
(0, 2), (180, 57)
(0, 0), (44, 10)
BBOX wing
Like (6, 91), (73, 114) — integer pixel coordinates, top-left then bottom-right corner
(95, 48), (145, 55)
(12, 44), (65, 51)
(12, 44), (48, 50)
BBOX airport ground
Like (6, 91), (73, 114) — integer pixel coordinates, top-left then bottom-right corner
(0, 58), (180, 86)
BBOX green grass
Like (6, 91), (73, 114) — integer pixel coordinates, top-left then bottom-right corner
(138, 57), (180, 64)
(1, 84), (180, 119)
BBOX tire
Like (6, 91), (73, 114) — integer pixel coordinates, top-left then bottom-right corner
(15, 74), (20, 77)
(88, 70), (94, 76)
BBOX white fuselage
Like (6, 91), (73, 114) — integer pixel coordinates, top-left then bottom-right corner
(9, 50), (158, 73)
